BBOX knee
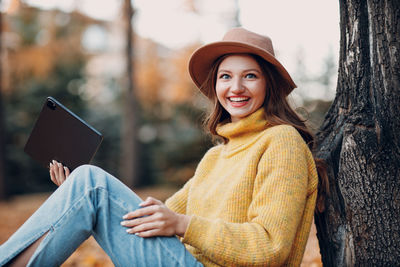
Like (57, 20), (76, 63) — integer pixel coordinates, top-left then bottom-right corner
(69, 164), (108, 186)
(71, 164), (98, 177)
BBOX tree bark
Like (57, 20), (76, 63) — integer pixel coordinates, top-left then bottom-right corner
(315, 0), (400, 266)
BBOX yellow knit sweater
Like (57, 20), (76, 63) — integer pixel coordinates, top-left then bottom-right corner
(165, 108), (318, 266)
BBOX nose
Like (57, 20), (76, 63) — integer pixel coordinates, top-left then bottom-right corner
(230, 77), (245, 94)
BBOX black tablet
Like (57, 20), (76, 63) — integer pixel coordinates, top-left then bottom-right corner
(24, 97), (103, 171)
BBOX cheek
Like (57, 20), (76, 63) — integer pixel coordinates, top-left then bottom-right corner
(252, 87), (266, 106)
(256, 82), (267, 105)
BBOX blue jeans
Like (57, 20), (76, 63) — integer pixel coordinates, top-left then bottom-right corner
(0, 165), (203, 267)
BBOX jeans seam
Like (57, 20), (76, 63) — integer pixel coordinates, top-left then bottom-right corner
(157, 236), (189, 266)
(51, 187), (100, 230)
(27, 226), (55, 266)
(25, 188), (100, 266)
(91, 187), (121, 267)
(0, 228), (52, 266)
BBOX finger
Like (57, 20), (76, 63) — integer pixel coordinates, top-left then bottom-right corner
(136, 229), (165, 238)
(126, 221), (162, 234)
(123, 205), (161, 219)
(57, 162), (66, 184)
(121, 213), (159, 228)
(49, 163), (58, 185)
(51, 160), (61, 185)
(132, 225), (175, 238)
(53, 160), (64, 185)
(64, 166), (70, 177)
(51, 161), (62, 186)
(139, 197), (163, 207)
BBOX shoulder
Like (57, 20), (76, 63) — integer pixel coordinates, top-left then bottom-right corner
(196, 143), (223, 163)
(264, 124), (306, 145)
(205, 143), (224, 155)
(260, 124), (313, 163)
(266, 124), (301, 136)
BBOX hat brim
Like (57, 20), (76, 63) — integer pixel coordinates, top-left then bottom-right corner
(188, 41), (296, 97)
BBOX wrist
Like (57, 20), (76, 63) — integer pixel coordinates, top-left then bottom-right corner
(176, 214), (191, 237)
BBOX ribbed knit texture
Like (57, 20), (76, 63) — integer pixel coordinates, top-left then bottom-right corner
(165, 108), (318, 266)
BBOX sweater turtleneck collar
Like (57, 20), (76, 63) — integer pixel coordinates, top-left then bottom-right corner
(216, 108), (270, 152)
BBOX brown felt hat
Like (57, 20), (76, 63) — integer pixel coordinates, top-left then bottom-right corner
(188, 27), (296, 98)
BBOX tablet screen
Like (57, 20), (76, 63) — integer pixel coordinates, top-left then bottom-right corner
(24, 97), (103, 171)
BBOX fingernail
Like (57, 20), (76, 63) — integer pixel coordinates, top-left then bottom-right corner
(64, 167), (67, 171)
(58, 163), (61, 167)
(139, 202), (145, 207)
(123, 215), (128, 219)
(52, 160), (56, 164)
(49, 162), (53, 167)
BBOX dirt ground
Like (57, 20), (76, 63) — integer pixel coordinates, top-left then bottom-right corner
(0, 189), (322, 266)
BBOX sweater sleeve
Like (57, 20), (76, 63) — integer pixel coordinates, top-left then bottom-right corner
(165, 177), (193, 214)
(166, 145), (221, 214)
(182, 127), (311, 266)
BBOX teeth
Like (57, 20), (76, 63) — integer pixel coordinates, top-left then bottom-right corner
(229, 97), (249, 102)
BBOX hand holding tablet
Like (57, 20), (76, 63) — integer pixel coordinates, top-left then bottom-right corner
(49, 159), (70, 186)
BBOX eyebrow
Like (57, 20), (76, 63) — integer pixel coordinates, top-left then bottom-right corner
(217, 68), (262, 73)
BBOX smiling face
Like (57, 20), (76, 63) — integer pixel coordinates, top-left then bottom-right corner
(215, 54), (267, 122)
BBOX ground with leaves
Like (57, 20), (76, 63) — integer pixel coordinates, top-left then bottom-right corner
(0, 188), (322, 266)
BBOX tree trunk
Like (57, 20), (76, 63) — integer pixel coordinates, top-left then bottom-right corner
(0, 10), (7, 200)
(120, 0), (140, 188)
(315, 0), (400, 265)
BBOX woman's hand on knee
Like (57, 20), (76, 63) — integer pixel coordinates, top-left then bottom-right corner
(121, 197), (191, 238)
(49, 160), (70, 186)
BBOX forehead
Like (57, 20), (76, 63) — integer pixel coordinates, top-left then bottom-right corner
(218, 54), (261, 70)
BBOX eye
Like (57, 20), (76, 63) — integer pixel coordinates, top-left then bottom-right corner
(219, 73), (231, 79)
(245, 73), (257, 79)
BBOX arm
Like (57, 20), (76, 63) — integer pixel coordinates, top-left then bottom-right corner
(183, 128), (311, 266)
(165, 145), (220, 214)
(164, 177), (193, 214)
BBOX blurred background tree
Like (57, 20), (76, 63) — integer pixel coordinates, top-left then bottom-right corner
(3, 2), (90, 195)
(119, 0), (140, 188)
(0, 8), (7, 199)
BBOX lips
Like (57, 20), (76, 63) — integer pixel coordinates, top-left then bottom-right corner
(228, 96), (250, 102)
(227, 96), (250, 108)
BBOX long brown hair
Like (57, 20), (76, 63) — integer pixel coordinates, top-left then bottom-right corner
(201, 53), (328, 212)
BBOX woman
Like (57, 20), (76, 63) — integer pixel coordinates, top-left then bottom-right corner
(0, 28), (326, 266)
